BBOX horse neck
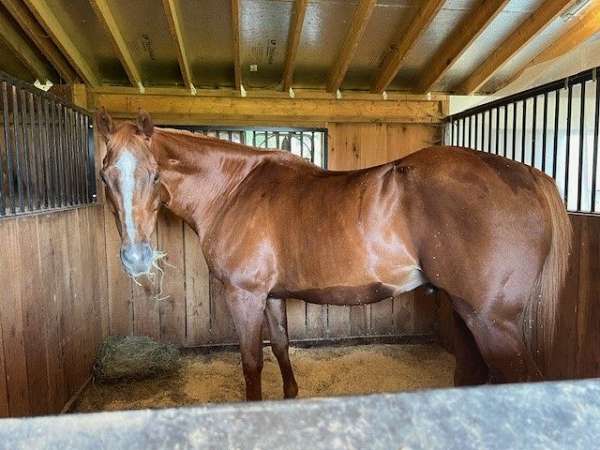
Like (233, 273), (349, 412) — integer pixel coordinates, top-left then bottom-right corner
(152, 131), (262, 239)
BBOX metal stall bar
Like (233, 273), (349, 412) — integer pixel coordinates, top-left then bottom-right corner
(577, 81), (586, 211)
(592, 72), (600, 213)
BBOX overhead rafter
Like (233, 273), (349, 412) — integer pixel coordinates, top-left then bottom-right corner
(231, 0), (242, 91)
(455, 0), (574, 94)
(326, 0), (377, 93)
(88, 0), (143, 91)
(0, 0), (77, 82)
(162, 0), (195, 94)
(371, 0), (445, 94)
(23, 0), (99, 86)
(505, 1), (600, 87)
(416, 0), (509, 94)
(0, 6), (54, 82)
(282, 0), (307, 92)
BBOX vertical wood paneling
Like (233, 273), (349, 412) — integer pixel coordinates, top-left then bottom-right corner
(183, 224), (211, 345)
(0, 219), (30, 416)
(156, 211), (186, 344)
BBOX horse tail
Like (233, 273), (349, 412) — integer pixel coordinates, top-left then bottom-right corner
(524, 172), (572, 368)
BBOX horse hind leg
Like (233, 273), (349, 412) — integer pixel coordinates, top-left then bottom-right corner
(451, 310), (489, 386)
(265, 298), (298, 399)
(452, 296), (541, 384)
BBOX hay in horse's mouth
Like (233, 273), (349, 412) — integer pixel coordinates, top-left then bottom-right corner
(127, 250), (173, 302)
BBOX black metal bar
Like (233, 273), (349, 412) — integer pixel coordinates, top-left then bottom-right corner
(474, 114), (479, 149)
(80, 113), (89, 203)
(1, 81), (13, 214)
(495, 107), (500, 155)
(502, 106), (508, 157)
(577, 82), (586, 211)
(461, 118), (465, 147)
(487, 110), (492, 152)
(542, 92), (548, 173)
(311, 132), (315, 162)
(565, 84), (573, 206)
(56, 103), (66, 205)
(512, 101), (517, 160)
(532, 95), (537, 167)
(521, 100), (527, 163)
(553, 90), (560, 180)
(20, 88), (33, 211)
(28, 92), (42, 211)
(50, 100), (61, 208)
(252, 131), (256, 147)
(39, 97), (50, 209)
(592, 72), (600, 212)
(86, 116), (96, 202)
(450, 118), (454, 145)
(11, 85), (24, 212)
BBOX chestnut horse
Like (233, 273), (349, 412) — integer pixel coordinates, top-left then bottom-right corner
(97, 110), (571, 400)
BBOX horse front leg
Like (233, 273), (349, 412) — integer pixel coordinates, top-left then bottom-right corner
(224, 286), (267, 401)
(265, 298), (298, 399)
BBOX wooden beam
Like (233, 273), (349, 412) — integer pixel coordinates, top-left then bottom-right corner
(505, 1), (600, 88)
(23, 0), (99, 86)
(0, 0), (77, 82)
(455, 0), (574, 94)
(162, 0), (195, 93)
(416, 0), (509, 93)
(371, 0), (445, 94)
(282, 0), (307, 92)
(0, 6), (54, 82)
(326, 0), (377, 93)
(91, 92), (445, 125)
(91, 85), (449, 102)
(231, 0), (241, 91)
(88, 0), (143, 90)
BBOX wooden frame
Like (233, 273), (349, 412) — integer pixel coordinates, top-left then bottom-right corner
(231, 0), (242, 91)
(416, 0), (509, 93)
(456, 0), (574, 94)
(162, 0), (195, 93)
(282, 0), (307, 92)
(371, 0), (445, 94)
(0, 6), (53, 82)
(88, 0), (143, 90)
(326, 0), (377, 93)
(0, 0), (77, 82)
(23, 0), (99, 86)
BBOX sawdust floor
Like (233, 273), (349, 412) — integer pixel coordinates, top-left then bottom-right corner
(74, 343), (455, 412)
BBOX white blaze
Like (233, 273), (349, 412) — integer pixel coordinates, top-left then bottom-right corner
(116, 151), (138, 242)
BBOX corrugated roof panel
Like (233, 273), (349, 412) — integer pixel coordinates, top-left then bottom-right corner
(293, 0), (357, 88)
(178, 0), (235, 89)
(481, 14), (572, 93)
(240, 0), (293, 89)
(48, 0), (128, 85)
(342, 0), (418, 91)
(105, 0), (182, 87)
(433, 0), (546, 91)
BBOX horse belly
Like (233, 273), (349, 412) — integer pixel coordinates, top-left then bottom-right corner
(273, 267), (425, 305)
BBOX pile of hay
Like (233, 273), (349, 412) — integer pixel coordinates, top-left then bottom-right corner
(94, 336), (180, 382)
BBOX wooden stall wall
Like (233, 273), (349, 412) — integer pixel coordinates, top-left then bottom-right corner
(436, 213), (600, 379)
(0, 205), (109, 417)
(102, 122), (444, 347)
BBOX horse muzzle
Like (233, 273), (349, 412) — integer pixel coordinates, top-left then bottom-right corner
(120, 242), (154, 276)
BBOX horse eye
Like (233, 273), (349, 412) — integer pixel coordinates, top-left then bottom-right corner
(153, 173), (160, 184)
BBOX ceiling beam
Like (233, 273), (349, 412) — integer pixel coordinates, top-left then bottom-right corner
(231, 0), (242, 91)
(326, 0), (377, 93)
(416, 0), (509, 94)
(162, 0), (195, 93)
(371, 0), (445, 94)
(505, 1), (600, 87)
(455, 0), (574, 94)
(282, 0), (307, 92)
(0, 6), (54, 82)
(88, 0), (143, 90)
(92, 92), (445, 124)
(0, 0), (77, 82)
(23, 0), (99, 86)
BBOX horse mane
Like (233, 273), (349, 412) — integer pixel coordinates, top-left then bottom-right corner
(155, 126), (320, 170)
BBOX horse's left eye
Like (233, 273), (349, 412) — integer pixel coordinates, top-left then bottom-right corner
(153, 173), (160, 184)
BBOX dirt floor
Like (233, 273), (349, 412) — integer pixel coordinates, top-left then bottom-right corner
(74, 343), (455, 412)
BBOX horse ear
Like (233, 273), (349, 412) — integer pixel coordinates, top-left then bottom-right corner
(136, 110), (154, 138)
(95, 107), (114, 141)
